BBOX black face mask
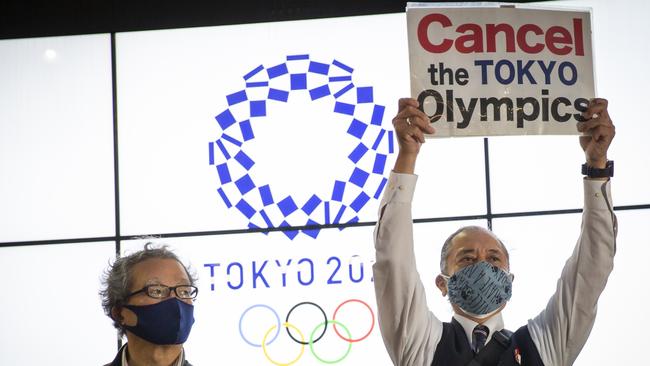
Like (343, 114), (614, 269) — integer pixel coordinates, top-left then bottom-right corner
(123, 298), (195, 345)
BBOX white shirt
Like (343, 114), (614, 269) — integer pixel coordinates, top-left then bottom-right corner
(453, 312), (504, 347)
(373, 172), (617, 366)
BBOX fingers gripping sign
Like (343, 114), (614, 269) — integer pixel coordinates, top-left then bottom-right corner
(392, 98), (435, 174)
(577, 98), (615, 169)
(394, 98), (435, 150)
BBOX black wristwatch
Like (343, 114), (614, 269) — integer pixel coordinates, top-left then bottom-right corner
(581, 160), (614, 178)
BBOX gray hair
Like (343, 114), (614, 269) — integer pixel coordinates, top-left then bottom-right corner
(440, 226), (509, 275)
(99, 242), (197, 336)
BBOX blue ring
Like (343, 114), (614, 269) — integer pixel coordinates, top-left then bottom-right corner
(239, 304), (281, 347)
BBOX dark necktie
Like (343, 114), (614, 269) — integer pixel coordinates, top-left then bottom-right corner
(472, 324), (490, 354)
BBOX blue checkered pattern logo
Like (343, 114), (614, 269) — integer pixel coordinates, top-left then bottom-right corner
(209, 55), (393, 239)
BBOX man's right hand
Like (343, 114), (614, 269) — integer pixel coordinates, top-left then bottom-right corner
(392, 98), (435, 174)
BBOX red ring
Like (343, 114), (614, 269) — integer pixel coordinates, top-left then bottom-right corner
(332, 299), (375, 342)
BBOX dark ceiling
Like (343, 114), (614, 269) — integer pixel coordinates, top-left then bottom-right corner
(0, 0), (550, 40)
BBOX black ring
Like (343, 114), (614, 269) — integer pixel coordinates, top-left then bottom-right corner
(285, 301), (328, 345)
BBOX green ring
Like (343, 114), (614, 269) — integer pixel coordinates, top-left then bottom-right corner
(309, 320), (352, 364)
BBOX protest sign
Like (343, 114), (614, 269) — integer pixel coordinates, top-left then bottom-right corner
(407, 3), (594, 137)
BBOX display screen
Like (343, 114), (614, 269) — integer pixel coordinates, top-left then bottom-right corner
(1, 1), (649, 365)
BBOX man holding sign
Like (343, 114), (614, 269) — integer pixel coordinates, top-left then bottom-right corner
(372, 5), (616, 365)
(373, 96), (615, 366)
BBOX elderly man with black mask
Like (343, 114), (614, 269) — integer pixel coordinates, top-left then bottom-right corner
(100, 244), (197, 366)
(373, 97), (616, 366)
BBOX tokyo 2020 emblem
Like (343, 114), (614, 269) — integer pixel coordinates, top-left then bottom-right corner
(209, 55), (393, 239)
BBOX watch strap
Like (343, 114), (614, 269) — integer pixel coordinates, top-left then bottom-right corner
(582, 160), (614, 178)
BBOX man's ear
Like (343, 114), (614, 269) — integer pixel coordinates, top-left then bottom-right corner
(435, 275), (448, 296)
(111, 306), (124, 325)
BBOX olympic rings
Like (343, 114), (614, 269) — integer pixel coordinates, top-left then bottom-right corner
(309, 320), (352, 364)
(332, 299), (375, 342)
(239, 304), (281, 347)
(285, 301), (328, 345)
(262, 322), (305, 366)
(239, 299), (375, 364)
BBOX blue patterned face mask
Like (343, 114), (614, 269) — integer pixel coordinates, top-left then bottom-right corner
(442, 261), (513, 318)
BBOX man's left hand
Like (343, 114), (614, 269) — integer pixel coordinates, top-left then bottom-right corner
(577, 98), (615, 168)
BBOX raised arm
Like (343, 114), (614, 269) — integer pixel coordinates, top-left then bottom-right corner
(527, 98), (617, 366)
(373, 98), (441, 366)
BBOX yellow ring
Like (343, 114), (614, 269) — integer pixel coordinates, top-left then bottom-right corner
(262, 322), (305, 366)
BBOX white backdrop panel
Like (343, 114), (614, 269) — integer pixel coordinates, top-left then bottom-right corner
(115, 13), (487, 238)
(490, 0), (650, 213)
(0, 34), (115, 242)
(0, 242), (117, 365)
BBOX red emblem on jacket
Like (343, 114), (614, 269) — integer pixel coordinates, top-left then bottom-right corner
(514, 347), (522, 364)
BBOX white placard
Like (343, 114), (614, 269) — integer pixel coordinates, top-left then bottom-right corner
(407, 3), (594, 137)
